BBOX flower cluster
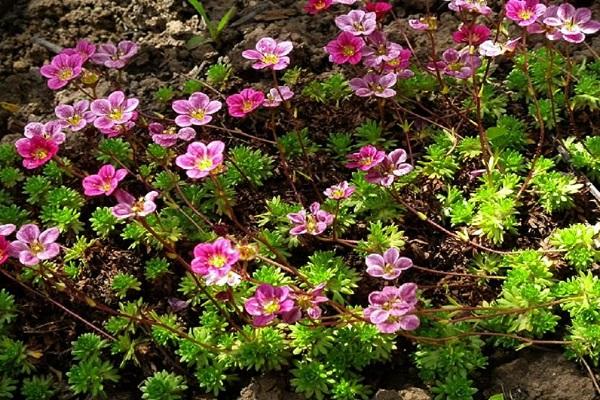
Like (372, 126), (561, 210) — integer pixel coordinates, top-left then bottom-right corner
(191, 237), (241, 286)
(346, 145), (413, 186)
(364, 284), (419, 333)
(287, 202), (334, 236)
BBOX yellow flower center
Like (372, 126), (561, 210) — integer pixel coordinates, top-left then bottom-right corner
(359, 157), (373, 166)
(333, 189), (345, 198)
(196, 157), (213, 171)
(263, 300), (280, 314)
(58, 68), (73, 80)
(109, 108), (124, 121)
(209, 254), (227, 268)
(315, 0), (327, 10)
(191, 110), (206, 120)
(383, 263), (395, 274)
(261, 53), (279, 64)
(242, 100), (255, 112)
(518, 10), (533, 20)
(30, 241), (44, 254)
(387, 59), (400, 67)
(34, 149), (48, 160)
(306, 215), (317, 233)
(99, 182), (112, 192)
(131, 199), (145, 213)
(342, 46), (356, 56)
(67, 115), (81, 126)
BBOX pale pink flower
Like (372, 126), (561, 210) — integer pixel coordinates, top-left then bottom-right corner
(91, 91), (139, 130)
(287, 202), (334, 236)
(91, 40), (138, 69)
(364, 284), (420, 333)
(365, 148), (413, 186)
(479, 38), (520, 57)
(175, 141), (225, 179)
(428, 48), (481, 79)
(10, 224), (60, 266)
(55, 100), (96, 131)
(366, 248), (412, 280)
(362, 31), (403, 67)
(350, 72), (397, 98)
(172, 92), (222, 127)
(149, 123), (195, 148)
(543, 3), (600, 44)
(24, 121), (65, 144)
(111, 190), (159, 219)
(324, 181), (355, 200)
(62, 39), (96, 62)
(335, 10), (377, 36)
(242, 37), (293, 70)
(408, 16), (438, 31)
(263, 86), (294, 108)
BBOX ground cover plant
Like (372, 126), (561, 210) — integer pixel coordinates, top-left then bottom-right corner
(1, 0), (600, 399)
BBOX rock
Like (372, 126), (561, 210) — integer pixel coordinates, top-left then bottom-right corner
(238, 374), (304, 400)
(374, 388), (431, 400)
(485, 350), (597, 400)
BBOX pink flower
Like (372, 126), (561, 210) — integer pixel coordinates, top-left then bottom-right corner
(91, 91), (139, 131)
(287, 202), (334, 236)
(382, 49), (414, 77)
(263, 86), (294, 108)
(362, 31), (403, 67)
(15, 136), (58, 169)
(82, 164), (127, 197)
(408, 16), (438, 31)
(40, 53), (83, 90)
(335, 10), (377, 36)
(304, 0), (332, 14)
(24, 121), (65, 144)
(244, 284), (295, 326)
(99, 120), (137, 138)
(0, 224), (16, 266)
(445, 0), (492, 16)
(345, 145), (386, 171)
(62, 39), (96, 62)
(365, 1), (393, 20)
(242, 37), (293, 70)
(282, 284), (329, 322)
(452, 24), (491, 46)
(91, 40), (138, 69)
(350, 72), (397, 98)
(333, 0), (356, 4)
(325, 32), (364, 65)
(175, 141), (225, 179)
(428, 48), (481, 79)
(172, 92), (222, 127)
(366, 248), (412, 280)
(10, 224), (60, 266)
(149, 122), (195, 148)
(527, 6), (564, 41)
(364, 284), (420, 333)
(55, 100), (96, 131)
(226, 88), (264, 118)
(324, 181), (355, 200)
(365, 148), (413, 186)
(191, 237), (240, 282)
(0, 225), (15, 236)
(111, 190), (158, 219)
(479, 38), (520, 57)
(505, 0), (546, 27)
(543, 4), (600, 44)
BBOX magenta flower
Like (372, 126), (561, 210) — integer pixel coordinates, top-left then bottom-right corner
(82, 164), (127, 197)
(0, 224), (15, 266)
(282, 284), (329, 322)
(9, 224), (60, 266)
(175, 141), (225, 179)
(91, 91), (139, 131)
(324, 181), (355, 200)
(479, 38), (520, 57)
(40, 53), (83, 90)
(62, 39), (96, 62)
(452, 24), (491, 46)
(362, 31), (403, 67)
(350, 73), (397, 98)
(365, 148), (413, 186)
(263, 86), (294, 108)
(345, 145), (386, 171)
(55, 100), (96, 131)
(15, 136), (59, 170)
(191, 237), (240, 281)
(365, 1), (393, 20)
(111, 190), (158, 220)
(244, 284), (295, 326)
(542, 4), (600, 44)
(304, 0), (332, 14)
(24, 121), (65, 145)
(149, 122), (195, 148)
(527, 6), (564, 41)
(382, 49), (414, 77)
(428, 48), (481, 79)
(226, 88), (264, 118)
(172, 92), (222, 127)
(446, 0), (492, 16)
(366, 248), (413, 280)
(505, 0), (545, 27)
(335, 10), (377, 36)
(91, 40), (138, 69)
(408, 16), (438, 31)
(325, 32), (364, 65)
(287, 202), (334, 236)
(364, 284), (420, 333)
(242, 37), (293, 70)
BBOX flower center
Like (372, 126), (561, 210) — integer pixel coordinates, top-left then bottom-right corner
(99, 181), (113, 193)
(342, 45), (356, 56)
(191, 109), (206, 121)
(30, 241), (44, 254)
(67, 115), (82, 126)
(242, 100), (255, 113)
(565, 20), (577, 31)
(383, 263), (395, 274)
(449, 62), (463, 71)
(315, 0), (327, 10)
(333, 189), (345, 198)
(109, 108), (124, 121)
(209, 254), (227, 269)
(518, 10), (533, 20)
(33, 149), (48, 160)
(359, 156), (373, 166)
(196, 157), (213, 171)
(131, 199), (145, 213)
(352, 22), (365, 32)
(263, 300), (280, 314)
(58, 68), (73, 81)
(306, 215), (318, 233)
(262, 53), (279, 64)
(164, 127), (177, 135)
